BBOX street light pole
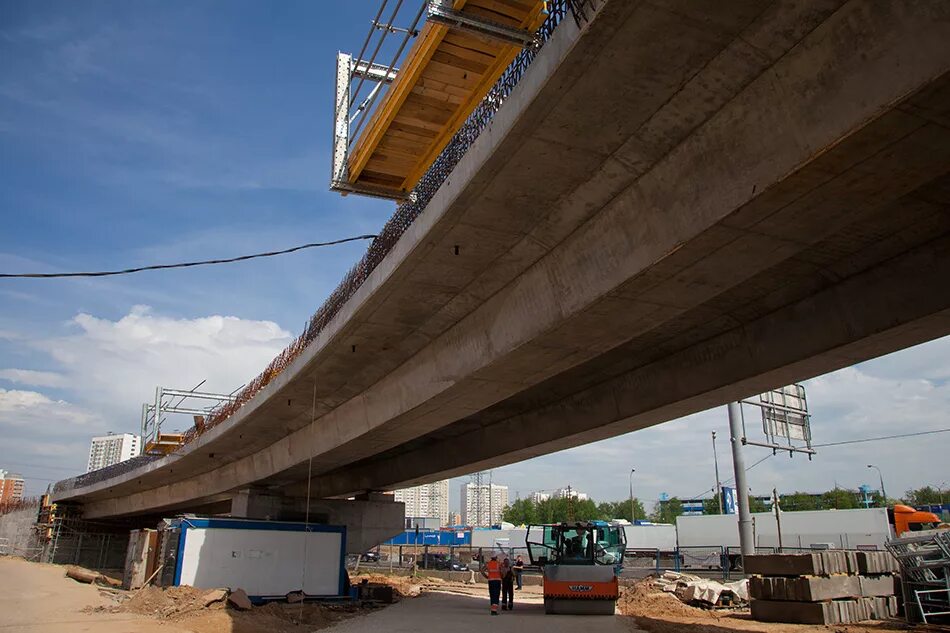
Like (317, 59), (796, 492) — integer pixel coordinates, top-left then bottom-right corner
(712, 431), (722, 513)
(868, 464), (887, 505)
(728, 402), (754, 557)
(629, 469), (636, 524)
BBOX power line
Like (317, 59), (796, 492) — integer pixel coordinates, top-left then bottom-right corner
(0, 234), (377, 279)
(688, 453), (776, 500)
(812, 427), (950, 448)
(688, 428), (950, 500)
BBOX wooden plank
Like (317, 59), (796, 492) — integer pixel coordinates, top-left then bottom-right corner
(439, 40), (497, 65)
(397, 1), (547, 189)
(348, 0), (470, 183)
(348, 0), (547, 196)
(430, 49), (491, 74)
(411, 84), (467, 107)
(443, 31), (504, 57)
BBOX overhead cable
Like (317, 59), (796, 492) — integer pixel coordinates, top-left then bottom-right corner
(0, 234), (377, 279)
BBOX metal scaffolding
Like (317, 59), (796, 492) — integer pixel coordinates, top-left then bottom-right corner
(886, 531), (950, 624)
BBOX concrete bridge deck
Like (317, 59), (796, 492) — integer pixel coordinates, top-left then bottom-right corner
(53, 0), (950, 521)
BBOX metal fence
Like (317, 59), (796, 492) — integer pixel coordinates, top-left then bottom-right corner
(348, 544), (534, 573)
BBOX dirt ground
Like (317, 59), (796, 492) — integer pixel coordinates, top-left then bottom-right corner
(616, 579), (941, 633)
(0, 557), (402, 633)
(2, 559), (942, 633)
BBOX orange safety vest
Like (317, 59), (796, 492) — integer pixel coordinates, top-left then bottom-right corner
(486, 559), (502, 581)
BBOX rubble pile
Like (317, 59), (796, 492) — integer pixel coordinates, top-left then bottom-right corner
(653, 571), (749, 608)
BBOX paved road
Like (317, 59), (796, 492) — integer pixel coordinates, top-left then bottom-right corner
(327, 589), (639, 633)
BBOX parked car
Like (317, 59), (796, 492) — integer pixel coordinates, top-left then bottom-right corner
(419, 553), (469, 571)
(360, 551), (380, 563)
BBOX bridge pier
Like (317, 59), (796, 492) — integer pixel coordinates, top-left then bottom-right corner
(230, 488), (403, 554)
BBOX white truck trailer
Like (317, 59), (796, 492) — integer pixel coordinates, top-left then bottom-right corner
(676, 507), (892, 551)
(675, 508), (893, 570)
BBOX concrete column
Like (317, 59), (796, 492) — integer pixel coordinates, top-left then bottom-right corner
(229, 488), (404, 554)
(230, 487), (284, 521)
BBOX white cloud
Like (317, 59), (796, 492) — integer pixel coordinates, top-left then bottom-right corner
(0, 369), (67, 388)
(0, 388), (95, 427)
(0, 306), (293, 492)
(32, 305), (292, 423)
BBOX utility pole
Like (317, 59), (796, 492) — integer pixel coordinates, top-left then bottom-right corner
(712, 431), (722, 513)
(772, 488), (783, 552)
(868, 465), (887, 505)
(728, 402), (754, 557)
(629, 468), (636, 524)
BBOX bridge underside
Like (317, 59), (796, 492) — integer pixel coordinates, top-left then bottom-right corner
(54, 0), (950, 520)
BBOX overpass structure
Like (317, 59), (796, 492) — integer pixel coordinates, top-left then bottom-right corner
(53, 0), (950, 547)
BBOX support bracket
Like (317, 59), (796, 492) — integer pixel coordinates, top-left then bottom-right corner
(426, 2), (539, 48)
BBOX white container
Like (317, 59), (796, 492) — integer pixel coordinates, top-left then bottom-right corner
(173, 518), (346, 599)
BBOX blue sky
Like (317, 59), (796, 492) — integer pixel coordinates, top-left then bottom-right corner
(1, 2), (947, 509)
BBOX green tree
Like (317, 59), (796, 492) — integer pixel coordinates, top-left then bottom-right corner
(597, 499), (645, 522)
(820, 488), (862, 510)
(780, 491), (820, 511)
(502, 498), (538, 525)
(704, 495), (767, 514)
(903, 486), (945, 507)
(650, 497), (684, 524)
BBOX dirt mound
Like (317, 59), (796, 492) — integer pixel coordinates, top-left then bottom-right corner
(619, 578), (719, 619)
(351, 573), (421, 597)
(121, 585), (221, 619)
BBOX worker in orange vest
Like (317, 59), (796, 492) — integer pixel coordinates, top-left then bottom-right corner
(480, 553), (503, 615)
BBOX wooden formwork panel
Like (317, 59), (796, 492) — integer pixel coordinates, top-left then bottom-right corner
(348, 0), (547, 195)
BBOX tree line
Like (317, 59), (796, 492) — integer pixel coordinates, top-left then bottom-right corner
(501, 486), (945, 525)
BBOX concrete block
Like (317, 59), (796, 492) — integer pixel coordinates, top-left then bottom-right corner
(744, 553), (822, 576)
(859, 575), (895, 597)
(752, 599), (831, 624)
(752, 596), (898, 624)
(751, 575), (862, 601)
(856, 551), (899, 575)
(801, 575), (861, 601)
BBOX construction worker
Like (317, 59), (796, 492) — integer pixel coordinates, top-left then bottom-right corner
(501, 557), (515, 610)
(480, 553), (503, 615)
(513, 555), (525, 590)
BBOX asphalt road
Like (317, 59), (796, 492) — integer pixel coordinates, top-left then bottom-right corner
(326, 588), (640, 633)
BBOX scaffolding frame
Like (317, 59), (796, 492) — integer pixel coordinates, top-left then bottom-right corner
(886, 531), (950, 624)
(140, 383), (240, 449)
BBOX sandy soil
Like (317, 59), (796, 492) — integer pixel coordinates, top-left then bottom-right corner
(0, 556), (189, 632)
(0, 557), (401, 633)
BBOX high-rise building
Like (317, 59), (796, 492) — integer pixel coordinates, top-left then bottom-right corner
(553, 487), (588, 501)
(530, 491), (550, 503)
(449, 512), (462, 526)
(0, 470), (24, 503)
(392, 480), (449, 525)
(86, 433), (141, 473)
(460, 482), (509, 527)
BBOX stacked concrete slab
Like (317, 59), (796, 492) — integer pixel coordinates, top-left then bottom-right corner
(748, 552), (898, 625)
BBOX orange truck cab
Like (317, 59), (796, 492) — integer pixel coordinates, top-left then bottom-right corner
(890, 504), (941, 536)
